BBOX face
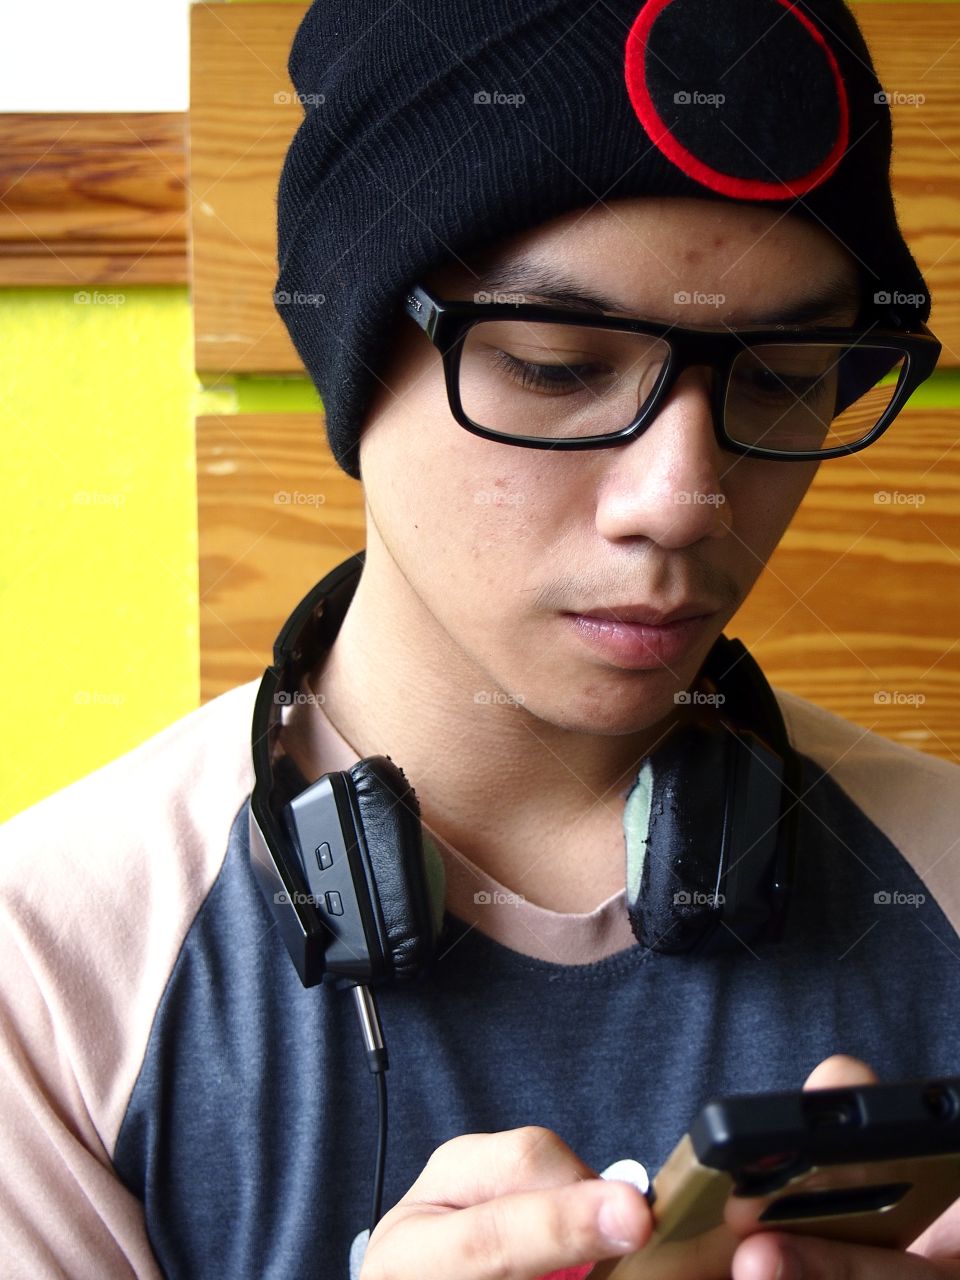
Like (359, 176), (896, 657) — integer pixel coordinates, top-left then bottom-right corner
(357, 196), (861, 737)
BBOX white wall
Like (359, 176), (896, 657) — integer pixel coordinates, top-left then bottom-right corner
(2, 0), (188, 111)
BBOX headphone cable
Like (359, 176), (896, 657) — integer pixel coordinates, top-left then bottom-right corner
(351, 984), (390, 1236)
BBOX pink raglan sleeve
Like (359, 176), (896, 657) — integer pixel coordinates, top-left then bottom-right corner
(0, 680), (259, 1278)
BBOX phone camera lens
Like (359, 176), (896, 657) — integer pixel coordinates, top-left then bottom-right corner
(923, 1082), (958, 1121)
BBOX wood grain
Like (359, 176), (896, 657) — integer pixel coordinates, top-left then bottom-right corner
(0, 113), (188, 285)
(188, 2), (960, 373)
(196, 408), (960, 762)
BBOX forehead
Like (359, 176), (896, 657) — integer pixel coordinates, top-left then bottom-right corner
(426, 196), (861, 322)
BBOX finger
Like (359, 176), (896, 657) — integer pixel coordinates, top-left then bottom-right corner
(732, 1228), (960, 1280)
(802, 1054), (879, 1090)
(402, 1126), (600, 1209)
(371, 1175), (652, 1280)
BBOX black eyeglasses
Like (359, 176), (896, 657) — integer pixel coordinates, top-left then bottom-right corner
(402, 283), (942, 461)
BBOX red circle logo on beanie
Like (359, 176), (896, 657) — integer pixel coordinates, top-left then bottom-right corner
(624, 0), (849, 199)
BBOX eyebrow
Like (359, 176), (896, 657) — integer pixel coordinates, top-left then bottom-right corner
(470, 257), (862, 326)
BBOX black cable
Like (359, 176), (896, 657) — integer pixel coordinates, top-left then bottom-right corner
(371, 1068), (388, 1235)
(350, 984), (390, 1239)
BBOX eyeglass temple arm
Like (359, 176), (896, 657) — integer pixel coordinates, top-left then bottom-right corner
(403, 284), (439, 339)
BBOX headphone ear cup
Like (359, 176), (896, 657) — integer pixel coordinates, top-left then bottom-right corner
(347, 756), (442, 982)
(624, 718), (733, 954)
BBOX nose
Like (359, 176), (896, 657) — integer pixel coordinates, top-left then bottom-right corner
(594, 364), (733, 548)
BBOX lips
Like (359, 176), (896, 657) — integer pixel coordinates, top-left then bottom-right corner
(570, 602), (716, 626)
(564, 609), (715, 669)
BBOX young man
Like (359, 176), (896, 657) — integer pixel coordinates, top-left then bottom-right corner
(1, 1), (958, 1279)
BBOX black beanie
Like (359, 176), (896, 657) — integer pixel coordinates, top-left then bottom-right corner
(274, 0), (931, 480)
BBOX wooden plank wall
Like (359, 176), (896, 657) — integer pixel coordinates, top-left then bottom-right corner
(191, 4), (960, 761)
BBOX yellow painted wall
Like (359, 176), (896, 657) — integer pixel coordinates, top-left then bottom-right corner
(0, 286), (199, 821)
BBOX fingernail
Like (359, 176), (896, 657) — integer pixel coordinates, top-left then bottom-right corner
(775, 1244), (803, 1280)
(597, 1197), (637, 1251)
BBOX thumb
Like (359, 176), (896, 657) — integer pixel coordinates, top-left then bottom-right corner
(803, 1053), (879, 1090)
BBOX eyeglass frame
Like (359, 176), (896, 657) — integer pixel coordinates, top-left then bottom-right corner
(402, 282), (942, 462)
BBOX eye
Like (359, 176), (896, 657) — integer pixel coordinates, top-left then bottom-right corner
(490, 349), (610, 394)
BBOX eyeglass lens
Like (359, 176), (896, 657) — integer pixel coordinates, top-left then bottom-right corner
(457, 320), (907, 452)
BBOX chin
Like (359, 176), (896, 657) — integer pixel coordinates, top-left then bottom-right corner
(513, 679), (685, 738)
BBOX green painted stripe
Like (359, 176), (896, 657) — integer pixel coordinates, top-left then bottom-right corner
(907, 370), (960, 407)
(199, 370), (960, 412)
(197, 376), (323, 414)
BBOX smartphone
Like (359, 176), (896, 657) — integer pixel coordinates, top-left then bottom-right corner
(591, 1076), (960, 1280)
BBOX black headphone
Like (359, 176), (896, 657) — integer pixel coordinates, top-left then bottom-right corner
(247, 550), (801, 1229)
(250, 547), (801, 979)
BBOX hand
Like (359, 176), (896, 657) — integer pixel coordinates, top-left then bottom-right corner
(731, 1055), (960, 1280)
(358, 1125), (653, 1280)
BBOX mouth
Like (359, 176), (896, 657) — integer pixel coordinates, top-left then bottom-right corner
(572, 601), (719, 627)
(562, 608), (717, 669)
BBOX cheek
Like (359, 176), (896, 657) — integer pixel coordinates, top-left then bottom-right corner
(730, 459), (819, 558)
(360, 376), (559, 619)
